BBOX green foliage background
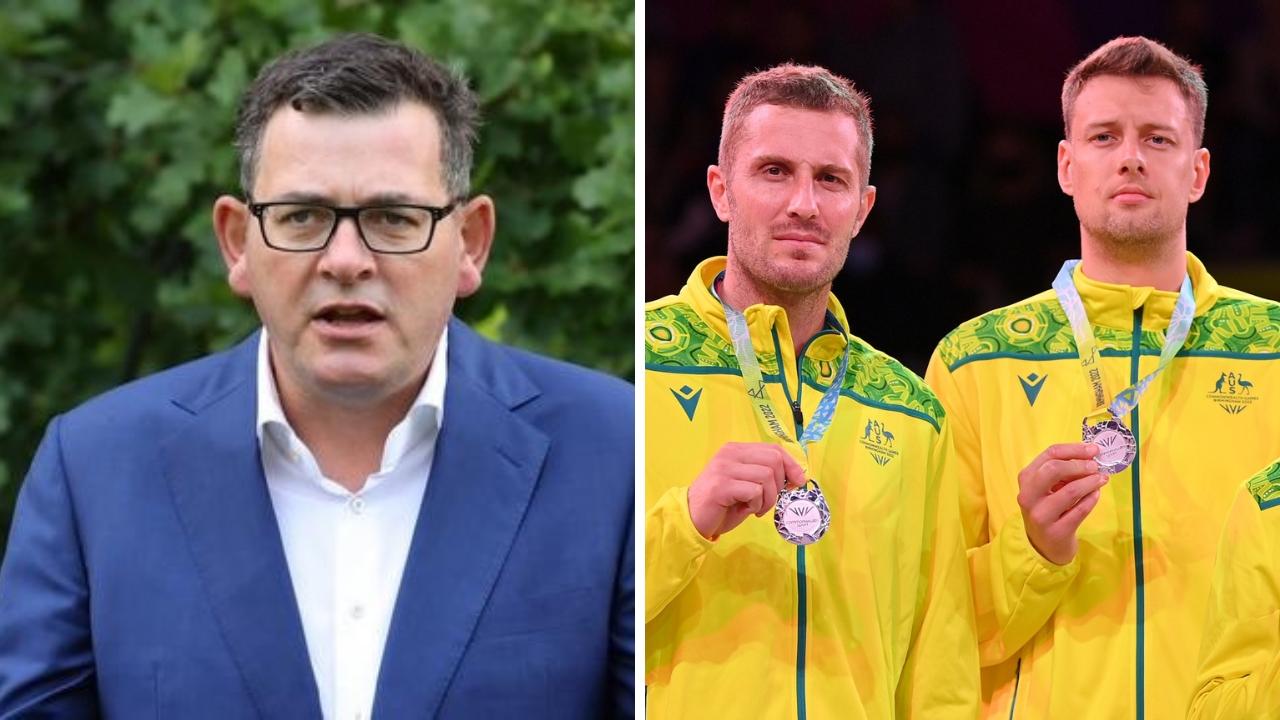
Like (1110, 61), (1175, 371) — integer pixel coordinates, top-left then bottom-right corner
(0, 0), (634, 549)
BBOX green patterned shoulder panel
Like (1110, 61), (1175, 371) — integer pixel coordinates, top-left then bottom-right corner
(1185, 295), (1280, 355)
(1247, 460), (1280, 511)
(936, 293), (1077, 369)
(645, 302), (943, 427)
(935, 289), (1280, 371)
(838, 335), (945, 427)
(645, 301), (743, 372)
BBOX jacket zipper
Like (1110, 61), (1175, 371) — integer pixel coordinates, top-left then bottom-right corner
(1130, 307), (1146, 719)
(1008, 658), (1022, 719)
(772, 328), (809, 719)
(773, 322), (840, 720)
(1011, 313), (1145, 718)
(794, 397), (807, 720)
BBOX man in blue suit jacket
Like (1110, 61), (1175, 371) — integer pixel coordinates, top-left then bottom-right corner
(0, 34), (633, 719)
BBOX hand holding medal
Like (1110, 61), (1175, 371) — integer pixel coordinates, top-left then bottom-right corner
(687, 443), (807, 540)
(1016, 443), (1110, 565)
(718, 281), (850, 546)
(1028, 259), (1195, 565)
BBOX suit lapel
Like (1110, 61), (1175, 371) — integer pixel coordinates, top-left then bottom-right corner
(373, 321), (549, 719)
(161, 335), (322, 719)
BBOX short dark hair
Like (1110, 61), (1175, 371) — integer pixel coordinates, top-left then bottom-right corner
(718, 63), (874, 186)
(1062, 36), (1208, 145)
(234, 33), (479, 199)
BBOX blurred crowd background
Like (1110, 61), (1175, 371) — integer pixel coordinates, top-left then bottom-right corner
(647, 0), (1280, 372)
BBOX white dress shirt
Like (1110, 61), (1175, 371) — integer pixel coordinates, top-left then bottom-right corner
(255, 328), (447, 720)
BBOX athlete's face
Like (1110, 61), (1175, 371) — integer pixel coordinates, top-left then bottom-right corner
(1058, 75), (1210, 256)
(708, 105), (875, 297)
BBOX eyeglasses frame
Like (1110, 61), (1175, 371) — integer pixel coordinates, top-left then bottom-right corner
(246, 199), (459, 255)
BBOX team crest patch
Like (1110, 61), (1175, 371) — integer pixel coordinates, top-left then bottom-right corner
(859, 419), (899, 466)
(1207, 371), (1259, 415)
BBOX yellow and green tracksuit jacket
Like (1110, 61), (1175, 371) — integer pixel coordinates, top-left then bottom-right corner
(1189, 461), (1280, 719)
(925, 253), (1280, 719)
(646, 257), (978, 719)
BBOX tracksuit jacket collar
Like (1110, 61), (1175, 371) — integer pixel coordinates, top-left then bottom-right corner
(681, 256), (851, 372)
(1073, 251), (1221, 331)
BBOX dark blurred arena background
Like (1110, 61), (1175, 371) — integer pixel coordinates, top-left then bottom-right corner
(647, 0), (1280, 373)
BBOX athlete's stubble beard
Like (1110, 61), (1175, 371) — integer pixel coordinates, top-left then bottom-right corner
(1077, 198), (1188, 265)
(724, 195), (851, 303)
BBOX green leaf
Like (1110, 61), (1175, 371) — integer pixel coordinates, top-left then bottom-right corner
(471, 303), (508, 341)
(105, 83), (176, 137)
(207, 49), (248, 108)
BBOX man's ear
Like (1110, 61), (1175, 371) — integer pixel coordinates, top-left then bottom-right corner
(455, 195), (495, 298)
(1056, 140), (1075, 196)
(851, 184), (876, 238)
(707, 164), (732, 222)
(1188, 147), (1211, 203)
(213, 195), (253, 298)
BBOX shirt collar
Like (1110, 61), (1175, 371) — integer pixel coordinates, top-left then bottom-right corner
(254, 326), (448, 471)
(1074, 251), (1221, 330)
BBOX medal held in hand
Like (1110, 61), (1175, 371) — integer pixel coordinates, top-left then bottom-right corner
(1081, 417), (1137, 474)
(774, 481), (832, 545)
(720, 277), (849, 546)
(1052, 260), (1196, 476)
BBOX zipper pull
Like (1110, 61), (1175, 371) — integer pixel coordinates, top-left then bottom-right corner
(791, 400), (804, 427)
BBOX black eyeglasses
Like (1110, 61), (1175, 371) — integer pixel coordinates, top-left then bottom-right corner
(247, 200), (458, 254)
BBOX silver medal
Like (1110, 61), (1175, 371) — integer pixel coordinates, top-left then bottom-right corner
(1081, 417), (1137, 474)
(774, 481), (831, 545)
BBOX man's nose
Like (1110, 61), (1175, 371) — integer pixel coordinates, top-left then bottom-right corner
(786, 177), (819, 219)
(1118, 136), (1146, 175)
(316, 216), (376, 282)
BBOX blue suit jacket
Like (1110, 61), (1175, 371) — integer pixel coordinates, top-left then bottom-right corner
(0, 319), (634, 718)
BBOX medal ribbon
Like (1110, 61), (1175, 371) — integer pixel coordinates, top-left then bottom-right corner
(719, 290), (850, 472)
(1051, 259), (1196, 420)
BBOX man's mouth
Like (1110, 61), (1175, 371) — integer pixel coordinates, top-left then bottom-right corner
(774, 232), (825, 245)
(313, 304), (385, 325)
(1111, 186), (1153, 203)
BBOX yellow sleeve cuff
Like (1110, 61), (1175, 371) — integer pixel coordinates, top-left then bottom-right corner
(645, 485), (714, 622)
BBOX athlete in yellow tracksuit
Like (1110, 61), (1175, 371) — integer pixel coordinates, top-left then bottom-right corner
(646, 258), (978, 719)
(1188, 461), (1280, 718)
(926, 254), (1280, 718)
